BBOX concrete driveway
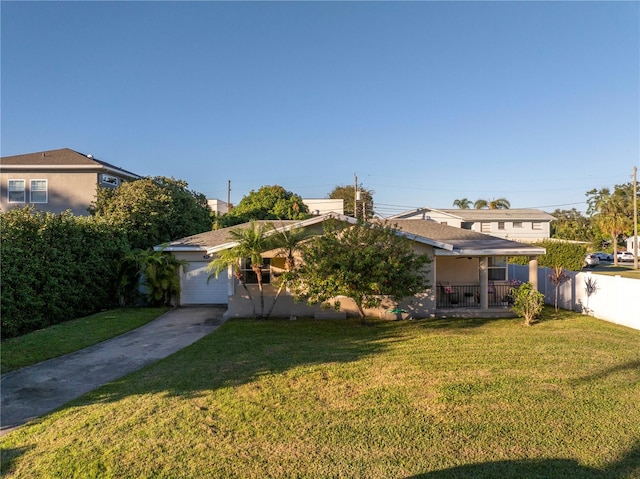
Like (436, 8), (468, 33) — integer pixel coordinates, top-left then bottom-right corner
(0, 305), (227, 437)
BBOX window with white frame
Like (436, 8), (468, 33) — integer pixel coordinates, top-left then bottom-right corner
(513, 221), (523, 228)
(481, 222), (491, 233)
(498, 221), (505, 230)
(8, 180), (25, 203)
(532, 221), (542, 230)
(30, 179), (48, 203)
(488, 256), (507, 281)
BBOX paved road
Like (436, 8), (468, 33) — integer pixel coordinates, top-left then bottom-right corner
(0, 306), (227, 436)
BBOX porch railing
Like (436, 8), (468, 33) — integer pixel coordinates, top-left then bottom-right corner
(437, 283), (514, 308)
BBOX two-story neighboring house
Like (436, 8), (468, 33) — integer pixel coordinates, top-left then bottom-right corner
(389, 207), (555, 242)
(0, 148), (141, 215)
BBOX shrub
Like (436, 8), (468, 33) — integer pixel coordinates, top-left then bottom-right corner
(1, 207), (129, 338)
(510, 240), (587, 271)
(510, 282), (545, 326)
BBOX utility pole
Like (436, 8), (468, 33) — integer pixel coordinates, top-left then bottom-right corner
(354, 173), (358, 219)
(227, 180), (231, 211)
(634, 167), (638, 269)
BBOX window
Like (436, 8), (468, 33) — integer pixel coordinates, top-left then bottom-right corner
(481, 222), (491, 233)
(100, 174), (121, 187)
(532, 222), (542, 230)
(461, 222), (473, 230)
(30, 179), (48, 203)
(8, 180), (25, 203)
(488, 256), (507, 281)
(513, 221), (523, 228)
(241, 258), (271, 284)
(498, 221), (505, 230)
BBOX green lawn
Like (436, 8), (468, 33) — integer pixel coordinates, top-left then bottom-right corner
(1, 308), (168, 373)
(2, 309), (639, 478)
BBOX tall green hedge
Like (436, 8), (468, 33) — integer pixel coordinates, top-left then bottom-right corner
(509, 239), (588, 271)
(1, 207), (129, 338)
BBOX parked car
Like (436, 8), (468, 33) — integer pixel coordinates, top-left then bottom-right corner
(617, 251), (635, 262)
(584, 254), (600, 268)
(592, 252), (613, 262)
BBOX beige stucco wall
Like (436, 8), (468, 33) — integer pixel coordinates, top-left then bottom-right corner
(224, 241), (437, 319)
(0, 171), (99, 215)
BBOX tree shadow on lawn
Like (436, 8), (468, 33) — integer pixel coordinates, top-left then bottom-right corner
(61, 316), (407, 407)
(406, 440), (640, 479)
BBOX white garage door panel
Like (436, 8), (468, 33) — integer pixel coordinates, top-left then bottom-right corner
(181, 262), (228, 304)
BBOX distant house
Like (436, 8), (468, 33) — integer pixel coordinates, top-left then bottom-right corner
(206, 198), (345, 217)
(208, 199), (231, 216)
(389, 207), (555, 242)
(303, 198), (344, 215)
(0, 148), (141, 215)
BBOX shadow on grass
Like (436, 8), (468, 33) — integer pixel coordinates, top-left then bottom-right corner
(407, 440), (640, 478)
(69, 317), (405, 406)
(572, 359), (640, 385)
(0, 446), (33, 475)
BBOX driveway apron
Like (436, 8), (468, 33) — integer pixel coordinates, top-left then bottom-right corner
(0, 306), (227, 436)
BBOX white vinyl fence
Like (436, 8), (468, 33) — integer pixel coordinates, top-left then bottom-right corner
(509, 264), (640, 331)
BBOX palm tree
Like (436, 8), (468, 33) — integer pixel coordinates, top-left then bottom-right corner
(591, 189), (632, 266)
(207, 221), (273, 318)
(452, 198), (472, 209)
(474, 198), (510, 209)
(264, 224), (308, 318)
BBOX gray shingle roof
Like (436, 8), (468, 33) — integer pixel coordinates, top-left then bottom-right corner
(162, 217), (545, 257)
(1, 148), (141, 179)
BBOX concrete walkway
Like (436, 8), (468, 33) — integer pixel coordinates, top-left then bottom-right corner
(0, 306), (227, 436)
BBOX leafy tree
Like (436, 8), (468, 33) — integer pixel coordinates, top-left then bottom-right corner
(550, 208), (595, 242)
(328, 184), (374, 219)
(215, 185), (309, 228)
(207, 221), (273, 318)
(510, 282), (545, 326)
(586, 183), (636, 265)
(89, 176), (211, 250)
(452, 198), (472, 209)
(474, 198), (511, 209)
(289, 220), (431, 323)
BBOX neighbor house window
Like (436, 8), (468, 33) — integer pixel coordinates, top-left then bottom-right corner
(498, 222), (505, 230)
(461, 222), (473, 230)
(241, 258), (271, 284)
(513, 221), (523, 228)
(8, 180), (25, 203)
(481, 222), (491, 233)
(488, 256), (507, 281)
(30, 179), (48, 203)
(532, 222), (542, 230)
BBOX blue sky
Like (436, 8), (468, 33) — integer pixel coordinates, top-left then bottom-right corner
(2, 1), (638, 216)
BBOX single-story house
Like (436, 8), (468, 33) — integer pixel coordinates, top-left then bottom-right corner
(156, 213), (546, 319)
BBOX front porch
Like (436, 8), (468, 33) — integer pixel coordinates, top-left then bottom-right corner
(434, 282), (517, 319)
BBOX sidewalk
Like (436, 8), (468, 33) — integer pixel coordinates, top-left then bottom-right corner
(0, 306), (227, 436)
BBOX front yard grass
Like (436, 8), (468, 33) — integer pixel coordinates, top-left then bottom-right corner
(1, 309), (639, 478)
(1, 307), (168, 374)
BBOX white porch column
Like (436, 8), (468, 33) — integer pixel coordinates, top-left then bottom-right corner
(479, 256), (489, 310)
(528, 256), (539, 290)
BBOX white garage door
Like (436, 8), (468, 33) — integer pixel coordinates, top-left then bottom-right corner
(181, 262), (229, 305)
